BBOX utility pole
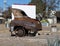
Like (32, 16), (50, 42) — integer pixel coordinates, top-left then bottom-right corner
(4, 0), (7, 11)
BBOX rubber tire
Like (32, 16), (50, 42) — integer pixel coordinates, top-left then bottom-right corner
(17, 28), (25, 37)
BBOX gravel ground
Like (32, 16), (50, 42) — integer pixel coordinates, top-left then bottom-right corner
(0, 36), (48, 46)
(0, 24), (60, 46)
(0, 33), (48, 46)
(0, 24), (48, 46)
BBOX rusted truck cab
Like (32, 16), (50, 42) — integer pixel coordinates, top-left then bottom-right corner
(10, 8), (42, 37)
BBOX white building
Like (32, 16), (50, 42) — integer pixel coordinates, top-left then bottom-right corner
(12, 4), (36, 19)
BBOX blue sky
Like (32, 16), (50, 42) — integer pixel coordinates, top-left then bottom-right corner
(0, 0), (60, 11)
(0, 0), (31, 10)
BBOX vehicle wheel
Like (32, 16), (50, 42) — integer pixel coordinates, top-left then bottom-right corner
(17, 28), (25, 37)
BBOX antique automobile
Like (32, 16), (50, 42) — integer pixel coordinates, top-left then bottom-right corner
(10, 5), (42, 37)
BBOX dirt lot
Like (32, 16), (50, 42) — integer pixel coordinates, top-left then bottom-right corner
(0, 24), (60, 46)
(0, 24), (48, 46)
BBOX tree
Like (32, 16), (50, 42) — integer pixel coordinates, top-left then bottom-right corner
(29, 0), (46, 14)
(3, 7), (12, 19)
(42, 0), (60, 11)
(42, 0), (60, 17)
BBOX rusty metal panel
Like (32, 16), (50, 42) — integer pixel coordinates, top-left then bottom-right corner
(10, 18), (42, 31)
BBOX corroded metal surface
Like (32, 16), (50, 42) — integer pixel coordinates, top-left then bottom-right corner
(10, 18), (42, 31)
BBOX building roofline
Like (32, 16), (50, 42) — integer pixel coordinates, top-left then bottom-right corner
(13, 3), (35, 6)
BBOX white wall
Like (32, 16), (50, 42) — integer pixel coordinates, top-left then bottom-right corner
(12, 4), (36, 19)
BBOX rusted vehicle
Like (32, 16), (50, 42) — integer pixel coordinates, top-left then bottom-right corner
(10, 8), (42, 37)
